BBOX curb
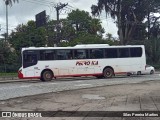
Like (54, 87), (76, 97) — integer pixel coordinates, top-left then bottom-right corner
(0, 79), (39, 83)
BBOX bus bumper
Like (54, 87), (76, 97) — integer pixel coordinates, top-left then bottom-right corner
(18, 70), (23, 79)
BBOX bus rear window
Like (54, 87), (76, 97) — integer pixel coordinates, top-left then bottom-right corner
(130, 47), (142, 57)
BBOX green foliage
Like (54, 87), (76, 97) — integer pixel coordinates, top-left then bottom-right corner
(9, 20), (46, 52)
(151, 64), (160, 70)
(67, 9), (104, 36)
(145, 38), (160, 64)
(67, 9), (91, 31)
(0, 40), (19, 72)
(60, 32), (118, 47)
(92, 0), (160, 44)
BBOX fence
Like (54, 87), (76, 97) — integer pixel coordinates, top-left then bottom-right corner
(0, 64), (20, 78)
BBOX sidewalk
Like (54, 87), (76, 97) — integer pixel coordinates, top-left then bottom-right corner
(0, 80), (160, 120)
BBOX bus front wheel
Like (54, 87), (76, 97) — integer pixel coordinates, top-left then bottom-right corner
(103, 68), (114, 78)
(41, 70), (53, 81)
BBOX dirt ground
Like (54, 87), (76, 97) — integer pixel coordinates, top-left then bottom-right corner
(0, 80), (160, 120)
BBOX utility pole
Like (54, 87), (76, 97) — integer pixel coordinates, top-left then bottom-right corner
(5, 1), (9, 42)
(54, 3), (68, 46)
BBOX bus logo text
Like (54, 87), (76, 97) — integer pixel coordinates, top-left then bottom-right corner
(76, 61), (98, 66)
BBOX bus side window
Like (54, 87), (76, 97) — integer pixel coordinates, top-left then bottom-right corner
(105, 48), (118, 58)
(74, 50), (87, 59)
(90, 49), (104, 59)
(119, 48), (130, 58)
(66, 50), (73, 59)
(40, 50), (55, 60)
(56, 50), (73, 60)
(24, 54), (37, 63)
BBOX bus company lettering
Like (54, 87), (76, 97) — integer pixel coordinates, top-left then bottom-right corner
(76, 61), (98, 66)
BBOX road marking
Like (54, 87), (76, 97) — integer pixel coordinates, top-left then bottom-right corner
(82, 94), (105, 100)
(50, 83), (58, 84)
(74, 84), (92, 87)
(20, 85), (33, 88)
(74, 81), (83, 83)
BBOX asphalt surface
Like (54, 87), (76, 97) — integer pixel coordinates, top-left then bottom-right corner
(0, 75), (160, 120)
(0, 74), (160, 101)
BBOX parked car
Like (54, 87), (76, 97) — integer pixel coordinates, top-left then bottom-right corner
(127, 65), (155, 75)
(140, 65), (155, 75)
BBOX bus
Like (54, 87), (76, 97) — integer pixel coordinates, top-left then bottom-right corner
(18, 44), (146, 81)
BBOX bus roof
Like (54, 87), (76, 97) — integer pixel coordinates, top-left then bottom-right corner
(74, 44), (109, 47)
(21, 44), (145, 51)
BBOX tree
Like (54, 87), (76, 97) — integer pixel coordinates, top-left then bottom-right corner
(105, 33), (118, 42)
(67, 9), (91, 32)
(91, 0), (160, 45)
(9, 21), (46, 52)
(149, 16), (160, 39)
(4, 0), (18, 6)
(88, 18), (105, 36)
(59, 19), (76, 42)
(4, 0), (19, 41)
(0, 39), (19, 72)
(67, 9), (104, 37)
(146, 17), (160, 64)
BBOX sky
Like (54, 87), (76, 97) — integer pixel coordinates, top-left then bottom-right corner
(0, 0), (118, 38)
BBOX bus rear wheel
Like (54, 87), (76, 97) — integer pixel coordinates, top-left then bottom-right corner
(95, 75), (104, 79)
(41, 70), (53, 81)
(137, 71), (141, 75)
(103, 68), (114, 78)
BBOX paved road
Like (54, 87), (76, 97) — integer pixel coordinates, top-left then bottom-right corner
(0, 74), (160, 100)
(0, 75), (160, 120)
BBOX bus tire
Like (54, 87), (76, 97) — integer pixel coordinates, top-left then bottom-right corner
(40, 77), (45, 82)
(103, 67), (114, 78)
(137, 71), (141, 75)
(41, 70), (53, 81)
(95, 76), (104, 79)
(150, 70), (154, 74)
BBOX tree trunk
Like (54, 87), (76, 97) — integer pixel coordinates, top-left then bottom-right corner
(117, 0), (124, 45)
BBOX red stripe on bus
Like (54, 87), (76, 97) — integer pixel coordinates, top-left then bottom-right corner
(18, 72), (129, 79)
(54, 73), (103, 77)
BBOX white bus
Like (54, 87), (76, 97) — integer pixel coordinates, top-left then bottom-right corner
(18, 44), (146, 81)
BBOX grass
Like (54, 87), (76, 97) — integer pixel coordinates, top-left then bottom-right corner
(0, 73), (17, 77)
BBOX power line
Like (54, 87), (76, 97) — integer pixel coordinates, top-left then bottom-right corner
(22, 0), (52, 7)
(31, 0), (55, 5)
(22, 0), (55, 19)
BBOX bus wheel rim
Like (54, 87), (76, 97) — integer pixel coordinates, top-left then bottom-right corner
(46, 73), (51, 79)
(104, 69), (112, 77)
